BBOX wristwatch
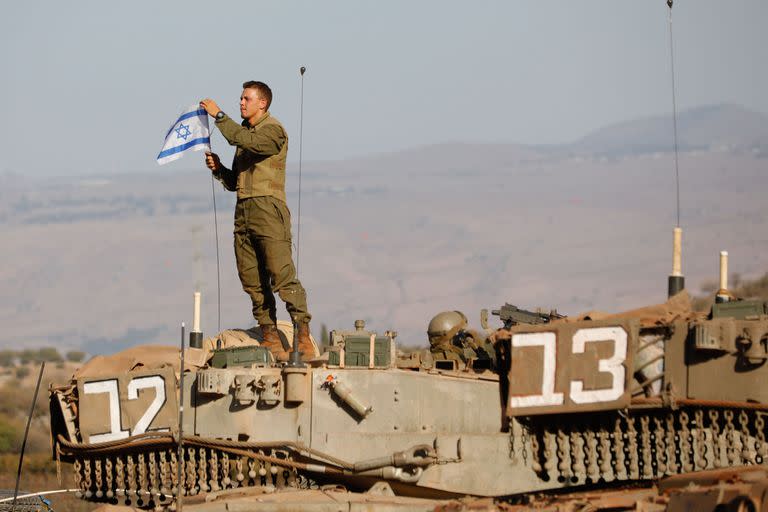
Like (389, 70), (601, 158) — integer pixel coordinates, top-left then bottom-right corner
(215, 111), (226, 121)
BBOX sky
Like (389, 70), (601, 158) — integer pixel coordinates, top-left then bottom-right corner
(1, 0), (766, 176)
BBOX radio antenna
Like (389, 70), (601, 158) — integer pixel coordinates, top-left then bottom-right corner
(667, 0), (681, 228)
(296, 66), (306, 277)
(666, 0), (685, 298)
(11, 361), (46, 512)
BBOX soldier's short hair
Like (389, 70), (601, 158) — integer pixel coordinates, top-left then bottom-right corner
(243, 81), (273, 110)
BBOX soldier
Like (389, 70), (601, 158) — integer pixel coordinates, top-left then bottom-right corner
(427, 310), (496, 370)
(200, 81), (313, 361)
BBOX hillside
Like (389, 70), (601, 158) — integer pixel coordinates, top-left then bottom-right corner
(570, 104), (768, 156)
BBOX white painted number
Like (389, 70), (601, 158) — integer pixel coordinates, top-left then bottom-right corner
(83, 375), (168, 443)
(83, 380), (129, 443)
(127, 375), (169, 435)
(510, 326), (629, 408)
(510, 332), (564, 407)
(569, 327), (627, 404)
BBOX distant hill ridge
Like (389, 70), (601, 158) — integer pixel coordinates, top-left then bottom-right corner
(571, 103), (768, 156)
(305, 104), (768, 176)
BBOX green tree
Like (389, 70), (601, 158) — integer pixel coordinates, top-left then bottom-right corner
(65, 350), (86, 363)
(19, 349), (37, 364)
(320, 323), (329, 349)
(0, 350), (16, 367)
(0, 416), (21, 453)
(36, 347), (63, 362)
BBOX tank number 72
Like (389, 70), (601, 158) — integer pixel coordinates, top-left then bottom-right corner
(83, 375), (168, 443)
(510, 327), (628, 408)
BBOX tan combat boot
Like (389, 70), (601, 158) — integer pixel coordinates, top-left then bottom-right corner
(296, 322), (316, 360)
(260, 325), (288, 362)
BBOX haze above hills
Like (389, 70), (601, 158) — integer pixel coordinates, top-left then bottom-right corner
(1, 104), (767, 353)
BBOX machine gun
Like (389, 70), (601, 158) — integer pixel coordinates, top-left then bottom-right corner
(491, 303), (565, 329)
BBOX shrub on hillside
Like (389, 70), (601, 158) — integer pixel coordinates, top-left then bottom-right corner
(0, 416), (21, 453)
(0, 350), (16, 367)
(19, 349), (38, 364)
(37, 347), (63, 362)
(65, 350), (86, 363)
(15, 366), (30, 379)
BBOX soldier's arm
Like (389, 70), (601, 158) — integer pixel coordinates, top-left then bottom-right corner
(205, 152), (237, 191)
(215, 116), (286, 156)
(213, 166), (237, 191)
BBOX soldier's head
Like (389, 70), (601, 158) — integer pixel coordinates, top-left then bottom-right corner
(427, 310), (468, 348)
(240, 81), (273, 124)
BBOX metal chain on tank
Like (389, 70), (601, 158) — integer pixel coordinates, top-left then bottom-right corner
(209, 449), (220, 492)
(148, 451), (159, 501)
(613, 417), (627, 480)
(556, 427), (571, 482)
(585, 429), (599, 482)
(138, 452), (149, 504)
(115, 456), (126, 500)
(247, 457), (258, 485)
(172, 450), (181, 498)
(678, 410), (692, 472)
(159, 450), (170, 497)
(197, 447), (209, 492)
(73, 459), (84, 498)
(739, 410), (753, 464)
(694, 409), (707, 470)
(221, 451), (231, 488)
(598, 426), (612, 481)
(127, 454), (138, 500)
(640, 416), (653, 479)
(105, 457), (114, 499)
(83, 458), (93, 499)
(724, 409), (740, 466)
(542, 428), (557, 481)
(709, 409), (722, 468)
(653, 416), (667, 476)
(627, 416), (639, 479)
(508, 423), (517, 465)
(570, 428), (585, 482)
(665, 413), (679, 475)
(94, 458), (104, 499)
(185, 447), (197, 495)
(529, 428), (541, 474)
(756, 412), (767, 463)
(234, 455), (244, 486)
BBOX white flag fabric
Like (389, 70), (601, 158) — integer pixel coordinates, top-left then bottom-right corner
(157, 105), (211, 165)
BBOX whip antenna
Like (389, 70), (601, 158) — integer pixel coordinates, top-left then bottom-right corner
(296, 66), (306, 277)
(667, 0), (681, 228)
(208, 123), (222, 333)
(11, 361), (46, 512)
(211, 173), (221, 333)
(665, 0), (685, 298)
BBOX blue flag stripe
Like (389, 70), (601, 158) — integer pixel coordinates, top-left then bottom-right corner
(164, 108), (208, 139)
(157, 137), (210, 159)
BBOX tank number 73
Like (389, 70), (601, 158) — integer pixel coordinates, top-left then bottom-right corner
(510, 327), (628, 408)
(83, 375), (169, 443)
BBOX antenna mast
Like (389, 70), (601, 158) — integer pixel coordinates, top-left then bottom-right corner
(666, 0), (685, 298)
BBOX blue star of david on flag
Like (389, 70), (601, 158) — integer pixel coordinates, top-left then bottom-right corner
(175, 123), (192, 141)
(157, 105), (211, 165)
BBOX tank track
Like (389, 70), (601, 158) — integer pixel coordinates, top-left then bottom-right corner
(518, 404), (768, 486)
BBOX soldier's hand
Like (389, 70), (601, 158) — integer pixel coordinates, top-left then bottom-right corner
(205, 152), (222, 172)
(200, 98), (221, 117)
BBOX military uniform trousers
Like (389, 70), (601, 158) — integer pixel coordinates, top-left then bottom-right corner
(233, 196), (311, 326)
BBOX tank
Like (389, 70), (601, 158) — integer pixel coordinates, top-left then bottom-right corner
(47, 286), (768, 511)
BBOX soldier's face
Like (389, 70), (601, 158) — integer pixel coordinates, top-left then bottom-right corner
(240, 89), (267, 122)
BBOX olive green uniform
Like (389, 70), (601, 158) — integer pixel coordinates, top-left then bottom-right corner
(212, 112), (311, 327)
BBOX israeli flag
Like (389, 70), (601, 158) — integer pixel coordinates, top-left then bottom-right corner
(157, 105), (211, 165)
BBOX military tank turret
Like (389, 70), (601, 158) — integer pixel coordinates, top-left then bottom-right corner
(47, 247), (768, 511)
